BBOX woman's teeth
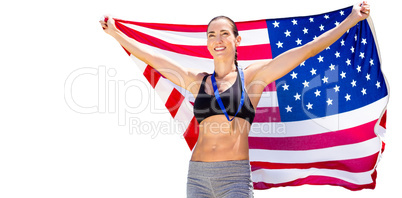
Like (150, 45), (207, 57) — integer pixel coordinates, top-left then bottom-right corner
(214, 47), (226, 51)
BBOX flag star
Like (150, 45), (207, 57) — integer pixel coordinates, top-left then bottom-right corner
(302, 80), (310, 88)
(335, 21), (340, 27)
(359, 52), (365, 59)
(282, 83), (289, 91)
(350, 46), (355, 53)
(333, 85), (340, 92)
(276, 41), (284, 48)
(296, 38), (302, 45)
(326, 46), (331, 50)
(345, 93), (351, 101)
(370, 59), (374, 66)
(361, 38), (367, 45)
(326, 98), (333, 106)
(322, 76), (329, 83)
(310, 68), (317, 75)
(303, 27), (308, 34)
(366, 73), (371, 81)
(290, 71), (298, 79)
(273, 21), (280, 28)
(340, 39), (345, 46)
(340, 71), (346, 79)
(300, 61), (306, 66)
(319, 24), (325, 31)
(340, 10), (345, 16)
(335, 51), (341, 58)
(292, 19), (298, 25)
(351, 80), (357, 87)
(314, 89), (321, 97)
(329, 64), (335, 71)
(309, 17), (314, 22)
(306, 102), (313, 110)
(284, 30), (291, 37)
(313, 35), (318, 40)
(285, 105), (293, 112)
(294, 93), (301, 100)
(346, 59), (351, 66)
(317, 55), (324, 62)
(361, 88), (367, 95)
(324, 15), (330, 19)
(376, 81), (381, 88)
(356, 65), (361, 73)
(355, 35), (358, 41)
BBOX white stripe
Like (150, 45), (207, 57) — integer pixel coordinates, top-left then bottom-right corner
(173, 100), (194, 125)
(251, 168), (375, 185)
(249, 96), (389, 138)
(120, 22), (270, 46)
(129, 55), (147, 72)
(256, 91), (278, 107)
(154, 78), (174, 104)
(249, 137), (381, 163)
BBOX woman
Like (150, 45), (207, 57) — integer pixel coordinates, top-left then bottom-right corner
(100, 2), (370, 197)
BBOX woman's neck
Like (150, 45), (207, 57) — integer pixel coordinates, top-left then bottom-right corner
(213, 59), (237, 78)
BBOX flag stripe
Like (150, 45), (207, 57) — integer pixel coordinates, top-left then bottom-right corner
(249, 119), (377, 150)
(165, 88), (185, 118)
(250, 152), (379, 173)
(249, 96), (388, 138)
(251, 167), (376, 185)
(252, 171), (377, 191)
(116, 21), (272, 60)
(143, 65), (162, 88)
(253, 107), (281, 122)
(118, 21), (270, 46)
(249, 137), (380, 163)
(115, 19), (268, 32)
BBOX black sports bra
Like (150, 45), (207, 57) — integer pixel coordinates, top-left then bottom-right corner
(193, 70), (255, 125)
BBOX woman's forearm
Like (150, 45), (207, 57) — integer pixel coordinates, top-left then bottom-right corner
(110, 29), (157, 66)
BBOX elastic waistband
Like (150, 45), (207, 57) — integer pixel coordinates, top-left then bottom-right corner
(188, 160), (251, 178)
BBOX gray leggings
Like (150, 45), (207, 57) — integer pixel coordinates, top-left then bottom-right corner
(187, 160), (254, 198)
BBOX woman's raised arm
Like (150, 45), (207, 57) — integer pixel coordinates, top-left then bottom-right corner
(100, 17), (204, 95)
(247, 2), (370, 87)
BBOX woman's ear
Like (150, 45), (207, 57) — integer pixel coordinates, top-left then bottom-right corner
(235, 36), (242, 47)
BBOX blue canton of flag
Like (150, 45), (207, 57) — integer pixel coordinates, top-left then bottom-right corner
(267, 6), (387, 122)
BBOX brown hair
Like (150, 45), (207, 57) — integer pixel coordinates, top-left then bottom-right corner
(207, 16), (239, 66)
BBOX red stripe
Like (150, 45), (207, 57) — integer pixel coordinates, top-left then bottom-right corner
(253, 107), (281, 122)
(250, 152), (379, 173)
(249, 119), (378, 150)
(115, 19), (267, 32)
(263, 81), (276, 92)
(143, 65), (162, 88)
(235, 20), (268, 31)
(165, 88), (185, 118)
(253, 171), (377, 191)
(115, 19), (207, 32)
(183, 116), (199, 150)
(379, 110), (387, 129)
(115, 21), (272, 60)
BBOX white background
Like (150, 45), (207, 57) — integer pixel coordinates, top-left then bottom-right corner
(0, 0), (400, 197)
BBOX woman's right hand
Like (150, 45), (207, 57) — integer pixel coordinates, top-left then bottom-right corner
(99, 16), (118, 37)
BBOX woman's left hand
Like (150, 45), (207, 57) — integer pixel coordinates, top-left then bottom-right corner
(350, 1), (371, 23)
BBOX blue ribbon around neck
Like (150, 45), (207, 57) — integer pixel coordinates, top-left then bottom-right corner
(211, 66), (245, 122)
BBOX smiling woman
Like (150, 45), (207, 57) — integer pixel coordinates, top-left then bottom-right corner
(100, 2), (371, 197)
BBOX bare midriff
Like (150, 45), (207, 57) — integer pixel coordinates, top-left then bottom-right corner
(190, 115), (251, 162)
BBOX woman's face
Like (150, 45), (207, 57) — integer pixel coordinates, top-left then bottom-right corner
(207, 19), (241, 61)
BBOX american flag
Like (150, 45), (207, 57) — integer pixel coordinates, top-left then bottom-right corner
(111, 6), (388, 191)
